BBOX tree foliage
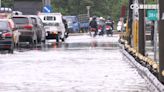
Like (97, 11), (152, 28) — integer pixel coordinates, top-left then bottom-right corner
(1, 0), (13, 8)
(1, 0), (157, 21)
(1, 0), (128, 21)
(146, 0), (157, 4)
(52, 0), (128, 21)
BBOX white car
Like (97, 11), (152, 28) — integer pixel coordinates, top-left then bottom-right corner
(38, 13), (66, 42)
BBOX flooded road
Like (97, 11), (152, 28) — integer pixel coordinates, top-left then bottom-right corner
(0, 34), (150, 92)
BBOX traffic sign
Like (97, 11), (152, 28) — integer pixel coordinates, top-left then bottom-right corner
(132, 0), (139, 20)
(147, 10), (158, 21)
(43, 5), (52, 13)
(131, 4), (159, 10)
(139, 4), (158, 9)
(130, 3), (139, 10)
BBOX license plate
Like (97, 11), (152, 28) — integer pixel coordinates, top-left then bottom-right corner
(52, 32), (57, 34)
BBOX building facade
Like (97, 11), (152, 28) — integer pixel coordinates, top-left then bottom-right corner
(13, 0), (43, 15)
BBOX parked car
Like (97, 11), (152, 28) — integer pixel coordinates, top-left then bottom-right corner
(29, 15), (46, 44)
(38, 13), (66, 42)
(0, 19), (15, 53)
(78, 14), (89, 33)
(63, 16), (80, 33)
(12, 15), (38, 47)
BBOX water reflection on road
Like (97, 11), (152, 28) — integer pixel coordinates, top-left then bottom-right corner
(0, 34), (151, 92)
(13, 34), (119, 52)
(45, 39), (119, 50)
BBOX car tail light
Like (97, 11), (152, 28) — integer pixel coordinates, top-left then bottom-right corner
(2, 32), (12, 38)
(98, 25), (102, 30)
(106, 25), (111, 28)
(3, 45), (10, 48)
(23, 25), (33, 30)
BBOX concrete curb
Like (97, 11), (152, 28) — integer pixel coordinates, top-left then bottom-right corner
(120, 44), (164, 92)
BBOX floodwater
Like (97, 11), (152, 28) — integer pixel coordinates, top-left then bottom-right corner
(0, 34), (151, 92)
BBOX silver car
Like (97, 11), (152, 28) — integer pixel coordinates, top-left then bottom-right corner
(12, 15), (37, 47)
(29, 15), (46, 44)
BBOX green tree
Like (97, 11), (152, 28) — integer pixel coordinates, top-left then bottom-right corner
(1, 0), (13, 7)
(52, 0), (128, 21)
(146, 0), (157, 4)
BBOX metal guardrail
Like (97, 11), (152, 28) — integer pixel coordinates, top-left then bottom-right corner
(119, 39), (164, 92)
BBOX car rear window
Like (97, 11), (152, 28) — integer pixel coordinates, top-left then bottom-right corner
(12, 17), (29, 24)
(0, 21), (10, 31)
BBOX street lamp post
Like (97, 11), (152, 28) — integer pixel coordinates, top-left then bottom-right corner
(138, 0), (145, 56)
(44, 0), (51, 6)
(0, 0), (1, 8)
(128, 0), (133, 46)
(86, 6), (90, 18)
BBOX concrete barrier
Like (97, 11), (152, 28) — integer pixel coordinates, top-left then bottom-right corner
(120, 43), (164, 92)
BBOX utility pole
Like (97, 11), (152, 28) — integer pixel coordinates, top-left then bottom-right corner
(77, 0), (80, 14)
(158, 0), (164, 83)
(86, 6), (90, 18)
(128, 0), (133, 45)
(132, 0), (139, 51)
(138, 0), (145, 55)
(0, 0), (1, 8)
(44, 0), (51, 6)
(42, 0), (44, 6)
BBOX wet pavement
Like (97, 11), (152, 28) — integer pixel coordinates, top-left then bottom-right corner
(0, 34), (151, 92)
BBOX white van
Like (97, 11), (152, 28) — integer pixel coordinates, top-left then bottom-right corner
(38, 13), (65, 42)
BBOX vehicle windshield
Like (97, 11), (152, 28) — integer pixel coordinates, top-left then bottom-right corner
(0, 21), (9, 31)
(43, 22), (59, 26)
(12, 17), (29, 24)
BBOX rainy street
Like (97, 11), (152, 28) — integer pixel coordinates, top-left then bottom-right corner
(0, 34), (151, 92)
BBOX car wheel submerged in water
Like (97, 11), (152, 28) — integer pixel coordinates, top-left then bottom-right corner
(8, 42), (14, 54)
(61, 38), (65, 42)
(64, 31), (69, 38)
(56, 34), (59, 43)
